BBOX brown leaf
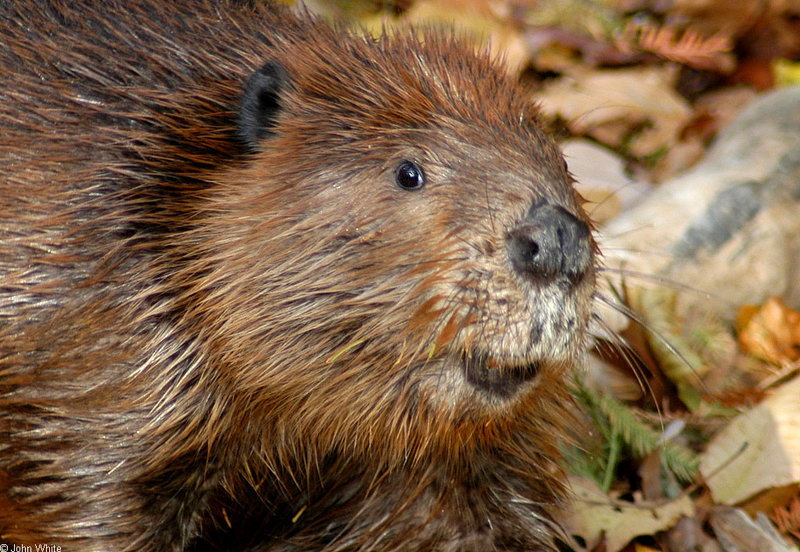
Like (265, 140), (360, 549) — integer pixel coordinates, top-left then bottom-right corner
(536, 66), (693, 157)
(772, 493), (800, 541)
(558, 476), (695, 552)
(399, 0), (531, 73)
(737, 297), (800, 365)
(665, 516), (720, 552)
(617, 21), (734, 72)
(710, 506), (797, 552)
(700, 377), (800, 505)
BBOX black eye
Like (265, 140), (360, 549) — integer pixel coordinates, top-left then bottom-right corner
(395, 161), (425, 191)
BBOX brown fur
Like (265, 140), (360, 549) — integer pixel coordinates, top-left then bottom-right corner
(0, 1), (596, 550)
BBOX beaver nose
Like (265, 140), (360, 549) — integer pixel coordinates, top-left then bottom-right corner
(508, 202), (592, 284)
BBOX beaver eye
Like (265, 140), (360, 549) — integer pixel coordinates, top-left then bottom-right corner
(395, 161), (425, 191)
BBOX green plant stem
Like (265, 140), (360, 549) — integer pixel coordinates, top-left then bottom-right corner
(602, 423), (620, 494)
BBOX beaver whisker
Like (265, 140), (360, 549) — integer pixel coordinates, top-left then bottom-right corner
(592, 292), (706, 389)
(589, 310), (659, 403)
(597, 265), (727, 302)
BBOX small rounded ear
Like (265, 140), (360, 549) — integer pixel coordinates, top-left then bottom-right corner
(237, 61), (290, 150)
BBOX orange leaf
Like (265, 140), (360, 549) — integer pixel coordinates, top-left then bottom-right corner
(737, 297), (800, 365)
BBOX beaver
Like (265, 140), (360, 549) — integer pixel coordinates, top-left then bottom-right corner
(0, 0), (596, 550)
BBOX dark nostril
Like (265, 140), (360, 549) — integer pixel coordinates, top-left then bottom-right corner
(508, 202), (591, 284)
(519, 239), (540, 260)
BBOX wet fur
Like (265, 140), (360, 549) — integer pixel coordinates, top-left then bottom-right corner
(0, 1), (595, 550)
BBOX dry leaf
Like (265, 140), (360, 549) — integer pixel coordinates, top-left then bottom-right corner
(667, 0), (764, 39)
(772, 493), (800, 541)
(536, 66), (692, 157)
(669, 0), (800, 61)
(693, 86), (759, 140)
(665, 516), (719, 552)
(399, 0), (530, 73)
(700, 377), (800, 505)
(737, 297), (800, 365)
(521, 0), (620, 39)
(617, 21), (735, 72)
(710, 506), (798, 552)
(562, 139), (646, 223)
(557, 475), (695, 552)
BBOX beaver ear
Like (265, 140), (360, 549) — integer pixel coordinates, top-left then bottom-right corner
(238, 61), (290, 150)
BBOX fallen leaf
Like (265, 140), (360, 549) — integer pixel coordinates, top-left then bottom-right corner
(771, 493), (800, 541)
(563, 139), (645, 223)
(693, 86), (759, 142)
(617, 21), (735, 72)
(737, 297), (800, 365)
(401, 0), (531, 73)
(710, 506), (798, 552)
(557, 475), (695, 552)
(667, 0), (763, 39)
(700, 377), (800, 505)
(665, 516), (719, 552)
(536, 66), (693, 157)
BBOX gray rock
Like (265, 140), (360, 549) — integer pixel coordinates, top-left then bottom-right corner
(598, 85), (800, 324)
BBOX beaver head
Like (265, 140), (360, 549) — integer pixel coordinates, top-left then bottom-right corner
(172, 25), (596, 468)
